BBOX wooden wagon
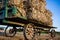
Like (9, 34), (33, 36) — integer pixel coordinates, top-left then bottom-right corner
(0, 0), (56, 40)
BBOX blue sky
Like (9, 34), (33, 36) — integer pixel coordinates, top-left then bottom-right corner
(46, 0), (60, 31)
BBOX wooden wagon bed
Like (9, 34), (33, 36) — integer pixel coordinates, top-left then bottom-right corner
(0, 17), (56, 28)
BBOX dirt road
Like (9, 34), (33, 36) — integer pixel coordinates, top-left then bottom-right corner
(0, 32), (60, 40)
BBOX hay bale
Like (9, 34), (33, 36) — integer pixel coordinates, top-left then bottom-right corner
(8, 0), (53, 26)
(31, 8), (48, 23)
(31, 0), (46, 12)
(44, 9), (53, 26)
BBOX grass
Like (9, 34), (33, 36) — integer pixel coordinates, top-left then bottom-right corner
(56, 32), (60, 35)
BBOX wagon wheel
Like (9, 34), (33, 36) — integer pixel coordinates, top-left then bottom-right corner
(50, 29), (56, 38)
(5, 26), (17, 37)
(23, 23), (35, 40)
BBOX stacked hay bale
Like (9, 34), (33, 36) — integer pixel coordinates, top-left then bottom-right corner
(30, 0), (48, 23)
(31, 0), (46, 12)
(8, 0), (53, 26)
(44, 9), (53, 26)
(8, 0), (27, 17)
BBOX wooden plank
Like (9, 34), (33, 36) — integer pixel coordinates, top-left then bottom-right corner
(3, 20), (25, 26)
